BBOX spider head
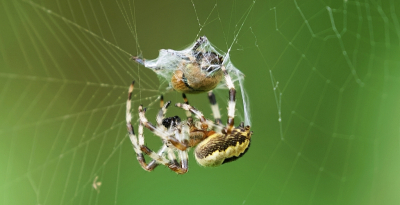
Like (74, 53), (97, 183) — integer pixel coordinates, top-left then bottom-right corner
(162, 116), (181, 128)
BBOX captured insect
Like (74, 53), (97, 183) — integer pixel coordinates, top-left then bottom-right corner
(132, 36), (228, 94)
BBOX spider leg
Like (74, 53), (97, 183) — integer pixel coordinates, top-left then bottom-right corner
(167, 147), (180, 167)
(221, 65), (236, 134)
(182, 93), (192, 120)
(175, 103), (209, 130)
(176, 95), (213, 147)
(126, 81), (159, 171)
(156, 95), (171, 127)
(207, 91), (222, 125)
(175, 126), (189, 170)
(164, 125), (188, 170)
(181, 93), (197, 130)
(126, 81), (141, 155)
(157, 95), (180, 167)
(137, 140), (166, 171)
(139, 142), (187, 174)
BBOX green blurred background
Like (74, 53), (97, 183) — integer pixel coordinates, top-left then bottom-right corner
(1, 0), (400, 204)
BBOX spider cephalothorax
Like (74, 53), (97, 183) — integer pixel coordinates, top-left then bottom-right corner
(126, 64), (253, 174)
(132, 36), (224, 94)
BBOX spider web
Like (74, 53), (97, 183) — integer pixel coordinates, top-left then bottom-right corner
(1, 0), (400, 205)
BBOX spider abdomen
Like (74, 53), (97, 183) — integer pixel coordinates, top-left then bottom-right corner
(194, 128), (251, 167)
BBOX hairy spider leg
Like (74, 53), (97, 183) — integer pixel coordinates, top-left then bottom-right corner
(126, 81), (140, 155)
(175, 98), (219, 151)
(175, 103), (209, 130)
(178, 94), (193, 169)
(207, 91), (222, 125)
(179, 93), (215, 140)
(175, 124), (189, 170)
(156, 95), (171, 127)
(160, 95), (186, 168)
(159, 96), (182, 167)
(136, 95), (172, 170)
(126, 81), (158, 171)
(181, 92), (224, 131)
(221, 65), (236, 134)
(167, 148), (180, 167)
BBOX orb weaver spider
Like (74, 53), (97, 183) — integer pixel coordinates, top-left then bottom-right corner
(126, 65), (252, 174)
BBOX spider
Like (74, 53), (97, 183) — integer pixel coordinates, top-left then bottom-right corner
(132, 36), (224, 94)
(126, 66), (253, 174)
